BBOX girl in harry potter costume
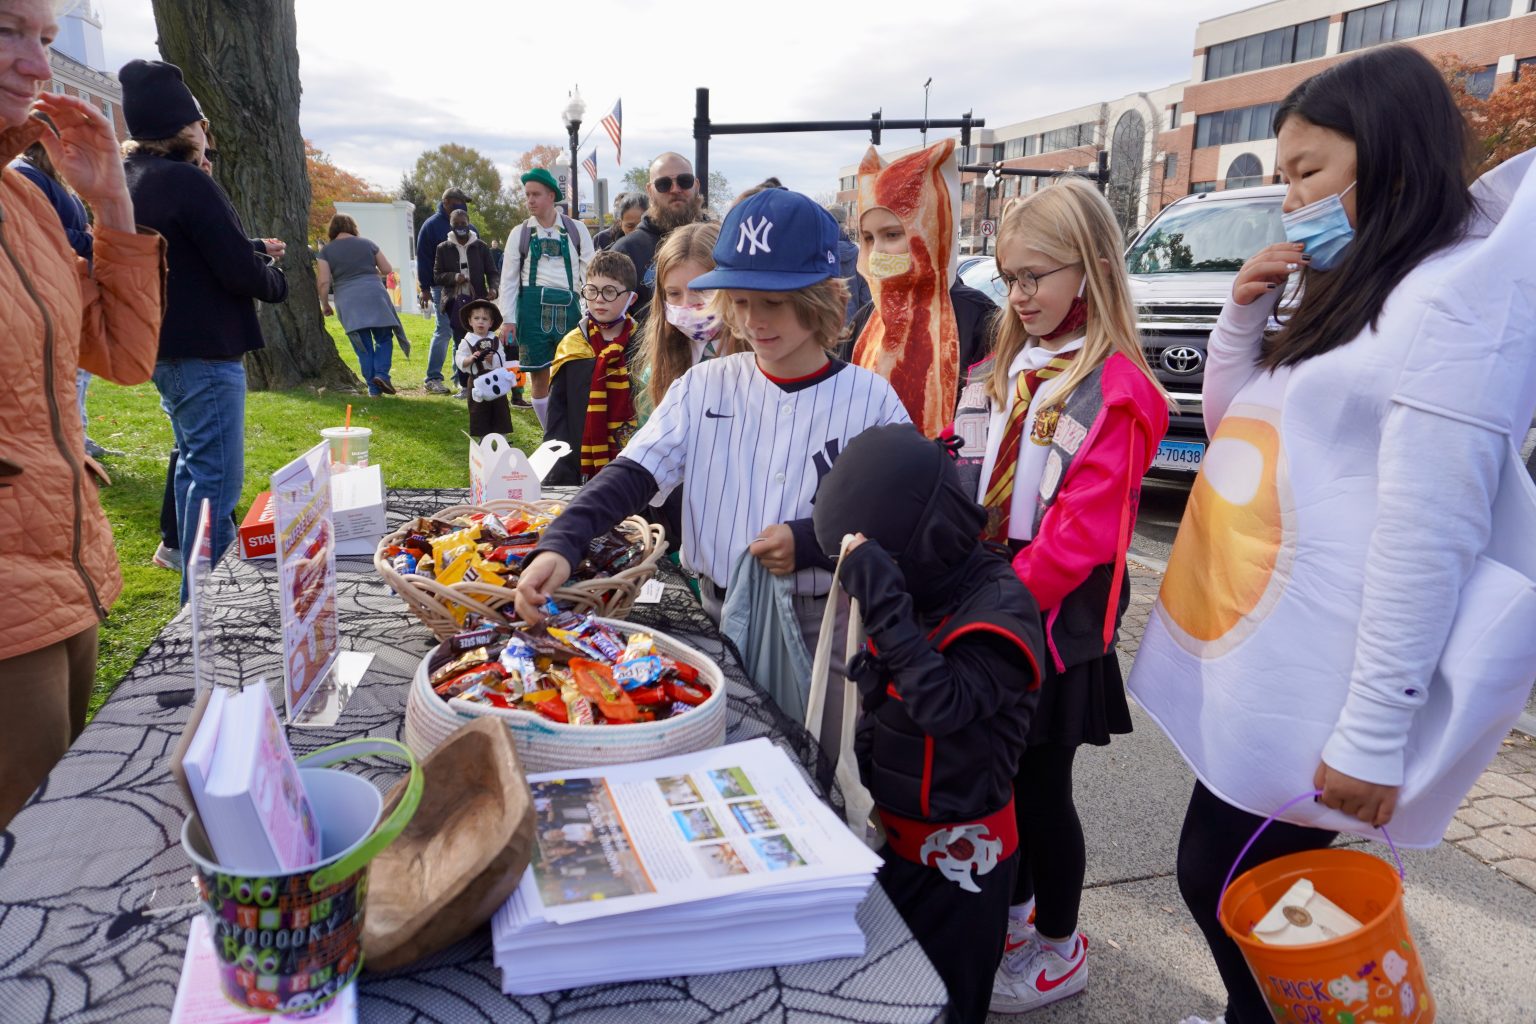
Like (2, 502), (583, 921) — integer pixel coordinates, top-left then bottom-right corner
(947, 178), (1170, 1015)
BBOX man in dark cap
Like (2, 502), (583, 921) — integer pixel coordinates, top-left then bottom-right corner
(416, 185), (480, 394)
(119, 59), (289, 598)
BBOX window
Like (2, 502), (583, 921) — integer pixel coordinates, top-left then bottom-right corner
(1041, 122), (1093, 153)
(1518, 56), (1536, 81)
(961, 182), (974, 201)
(1345, 0), (1512, 51)
(1195, 101), (1281, 148)
(1203, 18), (1331, 80)
(1294, 17), (1329, 61)
(1189, 180), (1217, 194)
(1225, 153), (1265, 190)
(1003, 137), (1027, 159)
(1463, 0), (1512, 25)
(1168, 103), (1181, 130)
(1164, 153), (1178, 180)
(1025, 136), (1039, 157)
(1461, 64), (1498, 98)
(839, 175), (855, 192)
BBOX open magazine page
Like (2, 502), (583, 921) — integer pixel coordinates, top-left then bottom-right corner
(514, 738), (881, 926)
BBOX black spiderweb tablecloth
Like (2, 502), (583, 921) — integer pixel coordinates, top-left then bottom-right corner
(0, 489), (946, 1023)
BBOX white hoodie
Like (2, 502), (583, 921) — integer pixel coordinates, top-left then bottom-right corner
(1127, 151), (1536, 847)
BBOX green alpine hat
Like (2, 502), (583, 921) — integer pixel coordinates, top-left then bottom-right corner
(521, 167), (563, 202)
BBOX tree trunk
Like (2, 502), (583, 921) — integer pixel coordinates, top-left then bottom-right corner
(149, 0), (359, 392)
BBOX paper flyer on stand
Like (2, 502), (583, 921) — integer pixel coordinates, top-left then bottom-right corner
(510, 738), (882, 927)
(271, 443), (339, 721)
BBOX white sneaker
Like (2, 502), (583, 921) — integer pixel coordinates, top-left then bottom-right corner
(1176, 1016), (1225, 1024)
(151, 542), (183, 572)
(1003, 909), (1037, 959)
(990, 932), (1087, 1014)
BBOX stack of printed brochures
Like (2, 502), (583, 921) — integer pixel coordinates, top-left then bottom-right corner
(492, 738), (883, 993)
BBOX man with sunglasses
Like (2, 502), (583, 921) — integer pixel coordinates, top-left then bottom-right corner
(498, 167), (594, 428)
(611, 151), (706, 315)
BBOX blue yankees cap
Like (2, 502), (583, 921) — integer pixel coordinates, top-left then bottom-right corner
(688, 188), (841, 292)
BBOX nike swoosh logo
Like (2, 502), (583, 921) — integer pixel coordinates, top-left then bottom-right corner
(704, 410), (733, 419)
(1004, 936), (1031, 953)
(1035, 954), (1085, 993)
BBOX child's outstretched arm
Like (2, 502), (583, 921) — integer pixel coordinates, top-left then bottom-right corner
(514, 458), (658, 623)
(841, 540), (1039, 737)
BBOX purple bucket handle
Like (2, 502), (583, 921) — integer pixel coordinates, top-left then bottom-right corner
(1217, 789), (1405, 922)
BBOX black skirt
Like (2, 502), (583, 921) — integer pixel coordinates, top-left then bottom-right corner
(1026, 649), (1131, 748)
(468, 395), (513, 438)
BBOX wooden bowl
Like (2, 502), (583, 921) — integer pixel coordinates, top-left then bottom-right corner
(374, 498), (667, 639)
(363, 717), (534, 972)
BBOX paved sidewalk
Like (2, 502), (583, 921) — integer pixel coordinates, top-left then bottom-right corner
(985, 558), (1536, 1022)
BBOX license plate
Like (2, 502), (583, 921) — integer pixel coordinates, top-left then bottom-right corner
(1154, 440), (1205, 472)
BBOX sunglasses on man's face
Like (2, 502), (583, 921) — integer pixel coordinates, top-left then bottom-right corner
(652, 173), (696, 194)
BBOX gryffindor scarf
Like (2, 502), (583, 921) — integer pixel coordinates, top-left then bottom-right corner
(579, 316), (637, 479)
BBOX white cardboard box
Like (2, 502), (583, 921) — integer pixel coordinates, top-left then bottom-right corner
(331, 464), (386, 544)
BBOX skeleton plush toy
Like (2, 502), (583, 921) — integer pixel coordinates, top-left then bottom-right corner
(472, 363), (521, 403)
(851, 139), (963, 438)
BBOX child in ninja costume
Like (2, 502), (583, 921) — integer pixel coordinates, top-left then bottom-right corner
(454, 299), (514, 439)
(812, 424), (1043, 1024)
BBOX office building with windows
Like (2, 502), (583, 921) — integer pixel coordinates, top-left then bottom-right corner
(835, 0), (1534, 248)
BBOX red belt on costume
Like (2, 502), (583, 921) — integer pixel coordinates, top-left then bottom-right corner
(877, 797), (1018, 893)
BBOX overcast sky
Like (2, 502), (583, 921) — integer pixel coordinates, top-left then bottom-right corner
(92, 0), (1239, 205)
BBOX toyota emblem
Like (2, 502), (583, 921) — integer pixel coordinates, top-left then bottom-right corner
(1162, 346), (1204, 375)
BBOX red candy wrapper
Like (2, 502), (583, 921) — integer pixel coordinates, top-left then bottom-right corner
(571, 659), (641, 724)
(664, 679), (710, 706)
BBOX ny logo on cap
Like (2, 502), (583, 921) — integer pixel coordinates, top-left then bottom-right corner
(737, 216), (774, 256)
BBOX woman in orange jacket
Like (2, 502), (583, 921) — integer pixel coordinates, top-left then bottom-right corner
(0, 1), (165, 828)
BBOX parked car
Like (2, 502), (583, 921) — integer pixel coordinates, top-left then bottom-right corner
(1125, 183), (1288, 478)
(958, 254), (1007, 307)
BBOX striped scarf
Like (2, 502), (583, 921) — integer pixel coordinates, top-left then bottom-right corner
(579, 316), (637, 480)
(981, 351), (1077, 542)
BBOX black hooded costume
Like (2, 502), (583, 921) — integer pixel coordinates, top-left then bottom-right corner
(813, 424), (1043, 1023)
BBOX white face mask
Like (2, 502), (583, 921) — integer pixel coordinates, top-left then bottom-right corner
(664, 301), (722, 343)
(868, 250), (912, 279)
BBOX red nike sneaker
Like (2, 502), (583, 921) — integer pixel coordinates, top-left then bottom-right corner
(989, 932), (1088, 1014)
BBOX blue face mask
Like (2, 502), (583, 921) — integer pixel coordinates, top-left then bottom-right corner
(1281, 181), (1356, 271)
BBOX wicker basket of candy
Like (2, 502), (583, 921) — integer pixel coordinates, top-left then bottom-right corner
(403, 613), (727, 772)
(375, 499), (666, 639)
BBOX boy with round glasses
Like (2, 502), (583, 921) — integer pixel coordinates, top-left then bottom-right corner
(542, 250), (641, 485)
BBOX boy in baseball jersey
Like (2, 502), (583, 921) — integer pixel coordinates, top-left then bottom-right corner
(515, 189), (909, 668)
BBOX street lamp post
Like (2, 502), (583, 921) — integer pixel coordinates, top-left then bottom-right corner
(562, 86), (586, 219)
(982, 167), (999, 256)
(922, 77), (932, 147)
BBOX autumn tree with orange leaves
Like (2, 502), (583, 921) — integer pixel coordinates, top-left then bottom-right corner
(1438, 55), (1536, 173)
(306, 141), (389, 243)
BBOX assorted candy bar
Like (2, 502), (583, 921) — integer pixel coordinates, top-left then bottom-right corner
(381, 510), (643, 594)
(427, 617), (710, 726)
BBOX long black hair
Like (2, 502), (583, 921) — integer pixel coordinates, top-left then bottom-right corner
(1261, 45), (1475, 370)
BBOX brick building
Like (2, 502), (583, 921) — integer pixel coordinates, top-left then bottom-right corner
(45, 4), (126, 143)
(835, 0), (1536, 250)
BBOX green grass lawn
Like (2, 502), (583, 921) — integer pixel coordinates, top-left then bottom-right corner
(88, 312), (543, 717)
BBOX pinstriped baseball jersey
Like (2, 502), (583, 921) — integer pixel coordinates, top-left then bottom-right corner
(623, 351), (910, 595)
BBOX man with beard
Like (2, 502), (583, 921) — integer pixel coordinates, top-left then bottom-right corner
(611, 151), (705, 314)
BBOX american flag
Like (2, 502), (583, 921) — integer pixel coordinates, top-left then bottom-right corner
(581, 148), (598, 183)
(601, 99), (622, 164)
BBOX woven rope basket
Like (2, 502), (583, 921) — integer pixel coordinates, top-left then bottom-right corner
(374, 499), (666, 640)
(403, 618), (728, 771)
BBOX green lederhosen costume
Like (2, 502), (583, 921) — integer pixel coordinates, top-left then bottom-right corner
(516, 222), (581, 371)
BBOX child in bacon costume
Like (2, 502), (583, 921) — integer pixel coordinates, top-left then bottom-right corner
(850, 140), (964, 438)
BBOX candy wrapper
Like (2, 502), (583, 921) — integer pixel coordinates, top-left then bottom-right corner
(430, 647), (492, 687)
(614, 655), (665, 689)
(621, 633), (654, 662)
(435, 663), (505, 698)
(499, 638), (539, 694)
(570, 659), (641, 723)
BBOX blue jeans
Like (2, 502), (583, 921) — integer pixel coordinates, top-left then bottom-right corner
(75, 369), (90, 431)
(152, 358), (246, 601)
(348, 327), (394, 394)
(426, 286), (452, 382)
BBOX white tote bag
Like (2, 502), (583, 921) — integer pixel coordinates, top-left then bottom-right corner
(804, 537), (880, 847)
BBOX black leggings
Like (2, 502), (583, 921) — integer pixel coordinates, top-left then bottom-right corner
(1011, 743), (1085, 939)
(1177, 782), (1336, 1024)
